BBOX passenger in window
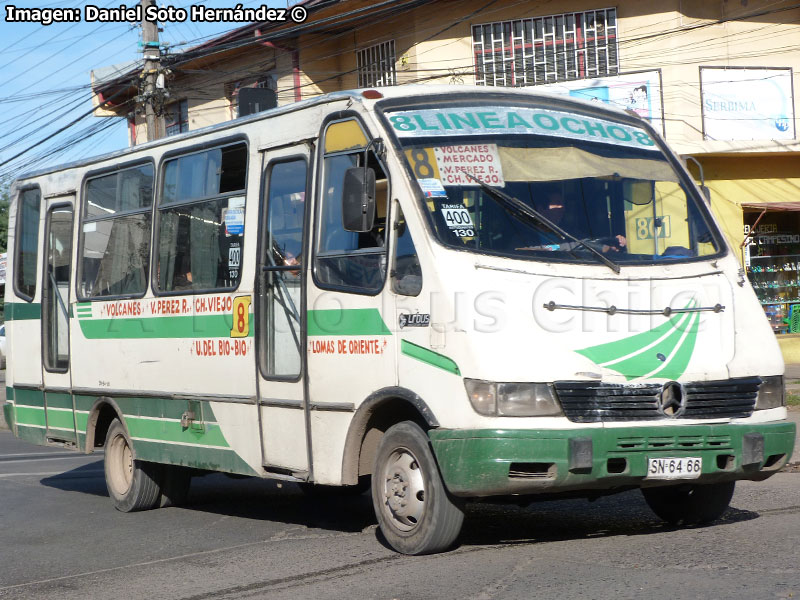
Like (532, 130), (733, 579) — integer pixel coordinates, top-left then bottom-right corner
(173, 253), (193, 289)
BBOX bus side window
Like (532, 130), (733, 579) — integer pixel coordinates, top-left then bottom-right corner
(14, 187), (41, 301)
(79, 165), (153, 299)
(315, 127), (389, 293)
(156, 143), (247, 293)
(392, 205), (422, 296)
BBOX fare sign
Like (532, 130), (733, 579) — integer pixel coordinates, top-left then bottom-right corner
(433, 144), (504, 186)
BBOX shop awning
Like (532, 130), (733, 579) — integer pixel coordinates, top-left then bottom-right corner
(741, 201), (800, 212)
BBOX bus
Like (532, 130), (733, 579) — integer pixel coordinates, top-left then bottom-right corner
(3, 86), (795, 555)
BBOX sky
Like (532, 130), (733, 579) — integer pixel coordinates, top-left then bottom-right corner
(0, 0), (288, 183)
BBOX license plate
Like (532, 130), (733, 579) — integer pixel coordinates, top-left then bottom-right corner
(646, 457), (702, 480)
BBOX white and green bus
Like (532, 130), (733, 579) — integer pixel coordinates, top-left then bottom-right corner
(3, 86), (795, 555)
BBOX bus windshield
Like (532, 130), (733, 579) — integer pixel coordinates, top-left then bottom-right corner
(386, 104), (723, 265)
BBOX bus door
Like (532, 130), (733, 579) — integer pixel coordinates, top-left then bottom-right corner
(41, 200), (76, 445)
(305, 119), (396, 484)
(256, 149), (312, 474)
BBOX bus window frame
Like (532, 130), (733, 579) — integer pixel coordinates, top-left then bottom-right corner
(256, 152), (313, 384)
(311, 112), (392, 297)
(372, 94), (729, 266)
(41, 201), (75, 374)
(152, 135), (250, 298)
(76, 158), (156, 303)
(390, 200), (424, 297)
(13, 184), (43, 303)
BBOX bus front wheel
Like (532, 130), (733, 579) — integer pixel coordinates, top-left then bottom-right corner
(371, 421), (464, 555)
(104, 419), (162, 512)
(642, 481), (735, 526)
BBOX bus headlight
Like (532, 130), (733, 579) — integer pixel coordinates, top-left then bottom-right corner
(465, 380), (562, 417)
(755, 375), (784, 410)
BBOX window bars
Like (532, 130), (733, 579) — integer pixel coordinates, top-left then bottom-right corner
(472, 9), (619, 87)
(357, 40), (397, 88)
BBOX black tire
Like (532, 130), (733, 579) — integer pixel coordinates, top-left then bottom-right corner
(371, 421), (464, 555)
(159, 465), (192, 507)
(104, 419), (162, 512)
(299, 475), (371, 497)
(642, 481), (735, 526)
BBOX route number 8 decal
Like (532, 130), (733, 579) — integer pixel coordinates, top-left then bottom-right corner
(231, 295), (252, 338)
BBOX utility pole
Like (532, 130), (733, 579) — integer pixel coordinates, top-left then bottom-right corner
(141, 0), (162, 141)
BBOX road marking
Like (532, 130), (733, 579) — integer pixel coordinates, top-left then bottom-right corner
(0, 469), (104, 478)
(0, 453), (100, 464)
(0, 530), (384, 592)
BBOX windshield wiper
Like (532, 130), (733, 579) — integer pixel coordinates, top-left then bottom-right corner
(462, 172), (620, 274)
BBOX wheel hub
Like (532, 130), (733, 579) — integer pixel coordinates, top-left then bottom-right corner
(107, 431), (133, 496)
(382, 448), (426, 532)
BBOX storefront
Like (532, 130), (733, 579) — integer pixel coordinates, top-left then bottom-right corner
(688, 154), (800, 361)
(743, 204), (800, 335)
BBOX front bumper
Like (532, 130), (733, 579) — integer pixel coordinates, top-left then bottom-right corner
(429, 421), (796, 498)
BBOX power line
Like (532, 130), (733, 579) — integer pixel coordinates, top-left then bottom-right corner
(0, 89), (131, 171)
(0, 23), (126, 99)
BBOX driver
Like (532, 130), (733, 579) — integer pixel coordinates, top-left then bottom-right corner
(518, 192), (627, 253)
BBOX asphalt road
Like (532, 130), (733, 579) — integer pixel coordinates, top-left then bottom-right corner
(0, 424), (798, 600)
(1, 368), (799, 599)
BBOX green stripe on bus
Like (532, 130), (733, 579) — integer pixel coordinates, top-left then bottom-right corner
(77, 313), (253, 339)
(125, 416), (229, 448)
(45, 392), (73, 409)
(46, 409), (76, 430)
(15, 405), (46, 427)
(74, 394), (221, 422)
(6, 387), (14, 401)
(74, 395), (96, 412)
(401, 340), (461, 376)
(131, 439), (258, 477)
(14, 388), (44, 407)
(75, 412), (89, 433)
(6, 303), (42, 321)
(307, 308), (392, 336)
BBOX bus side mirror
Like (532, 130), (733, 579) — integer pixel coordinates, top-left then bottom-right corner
(342, 166), (376, 232)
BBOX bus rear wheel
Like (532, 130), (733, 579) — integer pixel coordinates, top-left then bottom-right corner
(642, 481), (735, 526)
(372, 421), (464, 555)
(104, 419), (162, 512)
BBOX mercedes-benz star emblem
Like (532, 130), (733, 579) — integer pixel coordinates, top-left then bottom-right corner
(658, 381), (686, 417)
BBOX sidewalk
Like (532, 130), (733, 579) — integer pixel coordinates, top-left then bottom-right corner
(784, 363), (800, 391)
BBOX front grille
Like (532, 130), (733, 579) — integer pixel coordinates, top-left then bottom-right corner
(555, 377), (760, 423)
(614, 435), (732, 452)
